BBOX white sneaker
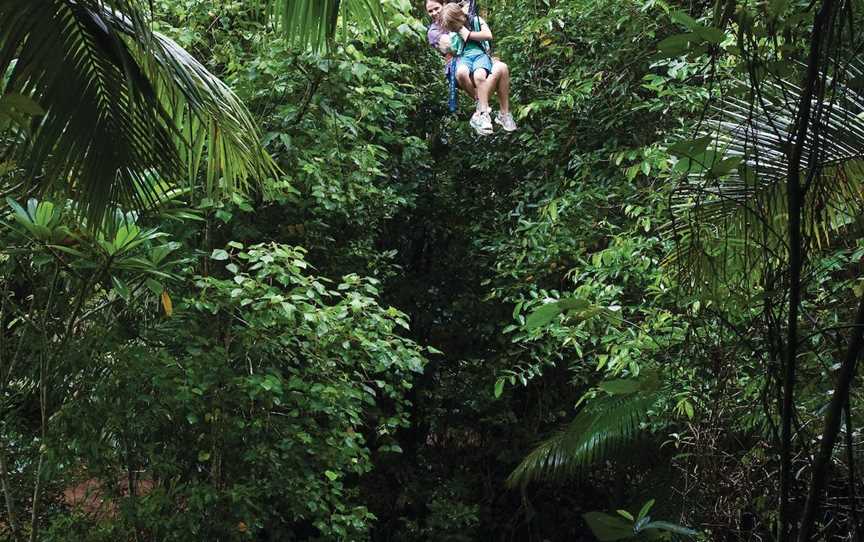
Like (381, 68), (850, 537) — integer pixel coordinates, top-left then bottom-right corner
(470, 110), (493, 135)
(495, 111), (517, 132)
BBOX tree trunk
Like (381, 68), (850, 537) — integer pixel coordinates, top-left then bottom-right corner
(797, 294), (864, 541)
(28, 453), (44, 542)
(844, 398), (860, 540)
(778, 0), (835, 537)
(0, 447), (19, 542)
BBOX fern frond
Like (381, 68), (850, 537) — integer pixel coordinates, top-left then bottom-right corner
(506, 391), (660, 487)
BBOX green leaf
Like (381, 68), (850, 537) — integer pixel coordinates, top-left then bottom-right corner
(48, 244), (85, 258)
(112, 276), (131, 301)
(637, 499), (655, 521)
(669, 11), (725, 44)
(525, 303), (563, 330)
(7, 197), (31, 222)
(558, 298), (591, 311)
(696, 26), (725, 44)
(324, 470), (339, 481)
(145, 278), (164, 295)
(525, 298), (591, 330)
(34, 201), (55, 226)
(211, 249), (230, 261)
(668, 136), (711, 157)
(657, 32), (696, 57)
(494, 378), (505, 398)
(643, 521), (698, 536)
(710, 156), (743, 177)
(599, 379), (642, 396)
(767, 0), (790, 16)
(673, 150), (721, 174)
(583, 512), (635, 541)
(617, 509), (634, 521)
(670, 10), (700, 30)
(0, 93), (45, 115)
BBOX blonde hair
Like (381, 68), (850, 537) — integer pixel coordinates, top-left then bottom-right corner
(440, 3), (467, 32)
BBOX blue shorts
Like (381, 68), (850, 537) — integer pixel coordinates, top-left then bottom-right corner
(457, 53), (493, 77)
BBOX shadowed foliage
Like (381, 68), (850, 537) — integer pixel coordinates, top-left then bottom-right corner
(508, 376), (663, 487)
(667, 64), (864, 291)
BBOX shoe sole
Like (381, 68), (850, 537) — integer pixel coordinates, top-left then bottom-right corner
(470, 123), (493, 136)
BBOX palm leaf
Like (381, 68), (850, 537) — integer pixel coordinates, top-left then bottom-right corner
(666, 64), (864, 291)
(104, 7), (279, 199)
(267, 0), (386, 52)
(0, 0), (276, 224)
(507, 389), (661, 487)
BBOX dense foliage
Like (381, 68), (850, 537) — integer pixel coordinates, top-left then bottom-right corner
(2, 0), (864, 540)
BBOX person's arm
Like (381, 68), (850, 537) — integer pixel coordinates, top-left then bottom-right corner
(427, 26), (439, 47)
(456, 18), (492, 42)
(428, 24), (450, 55)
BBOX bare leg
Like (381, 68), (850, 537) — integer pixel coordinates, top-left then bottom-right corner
(490, 62), (511, 115)
(455, 65), (477, 100)
(474, 69), (491, 112)
(460, 81), (478, 100)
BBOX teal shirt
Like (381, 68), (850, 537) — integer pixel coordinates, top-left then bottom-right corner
(448, 32), (486, 57)
(446, 17), (490, 58)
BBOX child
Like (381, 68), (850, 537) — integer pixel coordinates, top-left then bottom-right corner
(438, 2), (516, 135)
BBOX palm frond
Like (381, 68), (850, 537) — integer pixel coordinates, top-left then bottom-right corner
(267, 0), (385, 52)
(105, 7), (279, 199)
(666, 63), (864, 290)
(506, 390), (661, 488)
(0, 0), (276, 224)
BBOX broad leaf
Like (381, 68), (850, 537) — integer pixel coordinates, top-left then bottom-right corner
(598, 379), (643, 396)
(525, 298), (592, 330)
(583, 512), (634, 541)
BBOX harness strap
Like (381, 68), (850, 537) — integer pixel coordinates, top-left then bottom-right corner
(446, 57), (459, 113)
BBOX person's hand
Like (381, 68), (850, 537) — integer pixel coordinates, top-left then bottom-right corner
(438, 33), (452, 53)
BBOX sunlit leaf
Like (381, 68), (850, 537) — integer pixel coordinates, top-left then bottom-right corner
(161, 290), (173, 316)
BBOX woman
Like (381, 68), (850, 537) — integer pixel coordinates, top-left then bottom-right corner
(425, 0), (516, 135)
